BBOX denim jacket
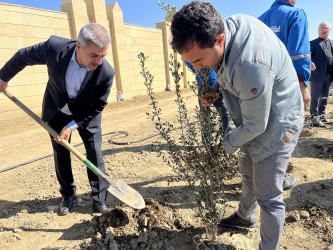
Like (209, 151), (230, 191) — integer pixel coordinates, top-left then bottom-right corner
(214, 14), (304, 162)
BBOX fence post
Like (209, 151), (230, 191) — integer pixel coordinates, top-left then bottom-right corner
(60, 0), (89, 39)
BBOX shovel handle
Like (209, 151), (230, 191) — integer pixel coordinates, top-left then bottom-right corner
(2, 89), (112, 186)
(3, 89), (59, 138)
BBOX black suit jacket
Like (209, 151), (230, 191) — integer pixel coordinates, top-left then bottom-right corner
(310, 37), (333, 82)
(0, 35), (115, 133)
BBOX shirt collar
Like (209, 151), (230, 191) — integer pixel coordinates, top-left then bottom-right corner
(214, 18), (234, 75)
(71, 48), (90, 71)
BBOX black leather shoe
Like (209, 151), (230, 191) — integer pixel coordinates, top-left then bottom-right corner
(92, 201), (112, 214)
(218, 212), (256, 229)
(58, 195), (76, 216)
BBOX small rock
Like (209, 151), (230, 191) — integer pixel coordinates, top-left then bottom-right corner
(77, 198), (83, 203)
(98, 216), (106, 223)
(314, 221), (323, 228)
(152, 242), (158, 250)
(157, 241), (164, 249)
(86, 227), (94, 234)
(313, 184), (322, 191)
(310, 207), (317, 215)
(96, 232), (102, 240)
(148, 230), (158, 240)
(137, 232), (149, 244)
(288, 213), (300, 222)
(2, 210), (8, 216)
(164, 239), (170, 248)
(13, 228), (22, 233)
(47, 205), (58, 212)
(92, 218), (98, 226)
(300, 211), (310, 219)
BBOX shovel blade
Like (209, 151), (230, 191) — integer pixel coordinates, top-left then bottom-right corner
(108, 180), (145, 209)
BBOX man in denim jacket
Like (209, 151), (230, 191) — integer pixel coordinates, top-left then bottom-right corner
(171, 2), (303, 250)
(259, 0), (312, 189)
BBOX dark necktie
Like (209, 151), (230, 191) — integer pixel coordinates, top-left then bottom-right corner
(325, 40), (333, 67)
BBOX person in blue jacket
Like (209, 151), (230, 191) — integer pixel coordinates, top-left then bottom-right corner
(259, 0), (311, 108)
(185, 61), (232, 152)
(259, 0), (311, 191)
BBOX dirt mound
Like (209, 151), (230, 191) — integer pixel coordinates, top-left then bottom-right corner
(83, 198), (233, 250)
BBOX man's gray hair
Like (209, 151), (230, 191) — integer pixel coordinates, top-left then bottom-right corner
(78, 23), (111, 48)
(319, 22), (331, 29)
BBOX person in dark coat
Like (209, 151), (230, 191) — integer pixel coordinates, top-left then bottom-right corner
(0, 23), (115, 216)
(310, 22), (333, 127)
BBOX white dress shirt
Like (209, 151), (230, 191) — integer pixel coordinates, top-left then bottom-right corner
(60, 48), (89, 130)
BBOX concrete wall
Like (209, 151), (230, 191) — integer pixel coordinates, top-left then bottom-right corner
(0, 0), (195, 115)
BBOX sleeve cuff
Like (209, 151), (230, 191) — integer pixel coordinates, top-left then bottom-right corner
(223, 131), (239, 154)
(68, 120), (78, 131)
(297, 73), (309, 86)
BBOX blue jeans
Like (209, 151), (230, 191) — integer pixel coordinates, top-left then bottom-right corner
(310, 73), (333, 116)
(236, 128), (302, 250)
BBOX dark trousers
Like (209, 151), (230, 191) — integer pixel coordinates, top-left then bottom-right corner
(310, 73), (333, 116)
(48, 111), (107, 203)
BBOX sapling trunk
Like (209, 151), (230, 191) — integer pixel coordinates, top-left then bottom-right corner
(138, 52), (238, 242)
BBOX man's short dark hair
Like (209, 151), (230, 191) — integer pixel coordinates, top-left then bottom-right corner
(170, 1), (225, 53)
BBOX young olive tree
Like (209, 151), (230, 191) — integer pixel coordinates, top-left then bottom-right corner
(138, 52), (238, 241)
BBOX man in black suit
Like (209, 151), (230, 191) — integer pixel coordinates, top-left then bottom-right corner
(0, 23), (115, 216)
(310, 22), (333, 127)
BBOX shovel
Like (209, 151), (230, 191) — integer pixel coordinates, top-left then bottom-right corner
(3, 89), (145, 210)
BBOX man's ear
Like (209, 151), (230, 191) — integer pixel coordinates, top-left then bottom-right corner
(76, 41), (81, 50)
(216, 34), (225, 48)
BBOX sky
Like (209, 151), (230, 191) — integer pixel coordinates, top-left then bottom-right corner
(0, 0), (332, 40)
